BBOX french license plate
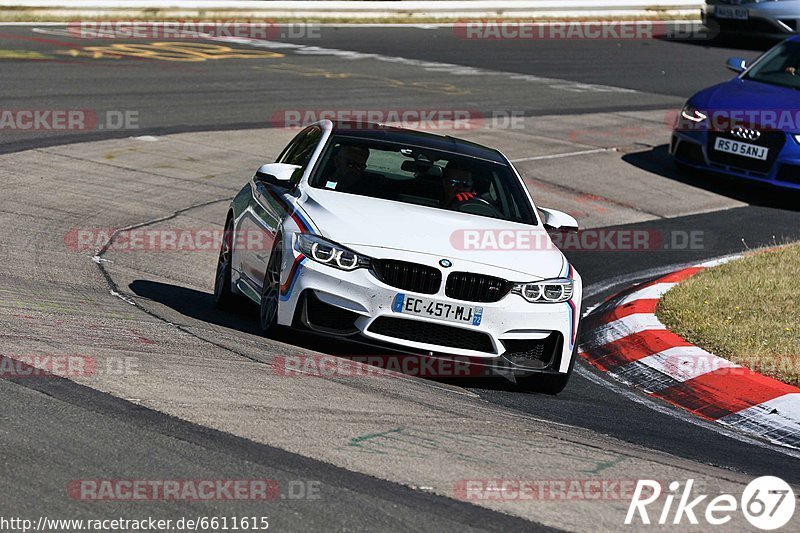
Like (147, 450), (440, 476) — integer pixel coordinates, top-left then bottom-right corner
(392, 294), (483, 326)
(713, 137), (768, 160)
(715, 6), (748, 20)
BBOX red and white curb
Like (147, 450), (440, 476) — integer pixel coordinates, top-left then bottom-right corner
(579, 256), (800, 449)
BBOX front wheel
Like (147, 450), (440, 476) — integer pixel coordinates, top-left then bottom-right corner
(259, 236), (282, 335)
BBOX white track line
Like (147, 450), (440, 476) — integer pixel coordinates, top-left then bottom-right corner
(510, 148), (613, 163)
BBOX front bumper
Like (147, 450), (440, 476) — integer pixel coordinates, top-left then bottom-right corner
(670, 128), (800, 190)
(276, 246), (582, 374)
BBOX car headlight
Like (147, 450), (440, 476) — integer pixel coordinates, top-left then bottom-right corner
(793, 134), (800, 144)
(293, 233), (371, 271)
(680, 104), (708, 124)
(512, 278), (574, 303)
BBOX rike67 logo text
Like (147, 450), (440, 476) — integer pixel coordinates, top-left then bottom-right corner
(626, 477), (795, 530)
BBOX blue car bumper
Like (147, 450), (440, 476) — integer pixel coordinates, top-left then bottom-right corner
(670, 129), (800, 190)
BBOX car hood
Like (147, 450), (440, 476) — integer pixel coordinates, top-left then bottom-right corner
(299, 188), (566, 279)
(691, 78), (800, 131)
(745, 1), (800, 16)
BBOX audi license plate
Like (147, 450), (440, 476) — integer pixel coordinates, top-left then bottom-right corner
(392, 294), (483, 326)
(713, 137), (768, 160)
(715, 6), (748, 20)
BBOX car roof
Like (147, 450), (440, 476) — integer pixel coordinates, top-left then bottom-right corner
(329, 120), (508, 164)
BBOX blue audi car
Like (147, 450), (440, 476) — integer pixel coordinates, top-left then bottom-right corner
(671, 36), (800, 189)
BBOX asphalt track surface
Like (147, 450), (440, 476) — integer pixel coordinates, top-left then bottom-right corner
(0, 25), (775, 152)
(1, 24), (800, 531)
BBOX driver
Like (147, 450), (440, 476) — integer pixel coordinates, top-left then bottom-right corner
(441, 161), (477, 209)
(328, 145), (370, 192)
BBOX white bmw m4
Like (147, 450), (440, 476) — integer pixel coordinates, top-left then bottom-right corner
(214, 120), (582, 393)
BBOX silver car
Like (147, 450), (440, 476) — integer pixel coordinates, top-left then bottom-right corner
(704, 0), (800, 37)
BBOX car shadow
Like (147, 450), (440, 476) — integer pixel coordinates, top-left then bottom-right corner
(622, 143), (800, 210)
(130, 279), (266, 336)
(130, 279), (386, 353)
(128, 279), (538, 393)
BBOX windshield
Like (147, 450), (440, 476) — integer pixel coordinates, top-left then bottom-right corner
(744, 41), (800, 90)
(309, 135), (537, 225)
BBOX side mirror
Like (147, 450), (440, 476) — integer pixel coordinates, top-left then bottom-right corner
(726, 57), (746, 73)
(539, 207), (579, 232)
(253, 163), (301, 187)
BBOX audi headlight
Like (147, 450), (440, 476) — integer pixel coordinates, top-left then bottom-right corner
(512, 278), (573, 303)
(293, 233), (371, 271)
(793, 134), (800, 144)
(680, 104), (707, 124)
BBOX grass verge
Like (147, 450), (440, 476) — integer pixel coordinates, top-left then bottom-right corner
(657, 243), (800, 386)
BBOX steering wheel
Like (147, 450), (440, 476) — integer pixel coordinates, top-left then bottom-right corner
(456, 196), (504, 218)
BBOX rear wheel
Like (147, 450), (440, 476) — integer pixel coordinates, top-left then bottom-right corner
(259, 236), (282, 335)
(213, 216), (238, 309)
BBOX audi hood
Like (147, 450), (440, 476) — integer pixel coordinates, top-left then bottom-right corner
(688, 78), (800, 131)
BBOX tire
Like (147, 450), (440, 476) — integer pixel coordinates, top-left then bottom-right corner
(516, 336), (579, 395)
(259, 235), (282, 335)
(213, 216), (238, 309)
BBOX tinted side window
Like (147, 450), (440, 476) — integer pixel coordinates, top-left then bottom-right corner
(285, 127), (322, 185)
(277, 129), (306, 163)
